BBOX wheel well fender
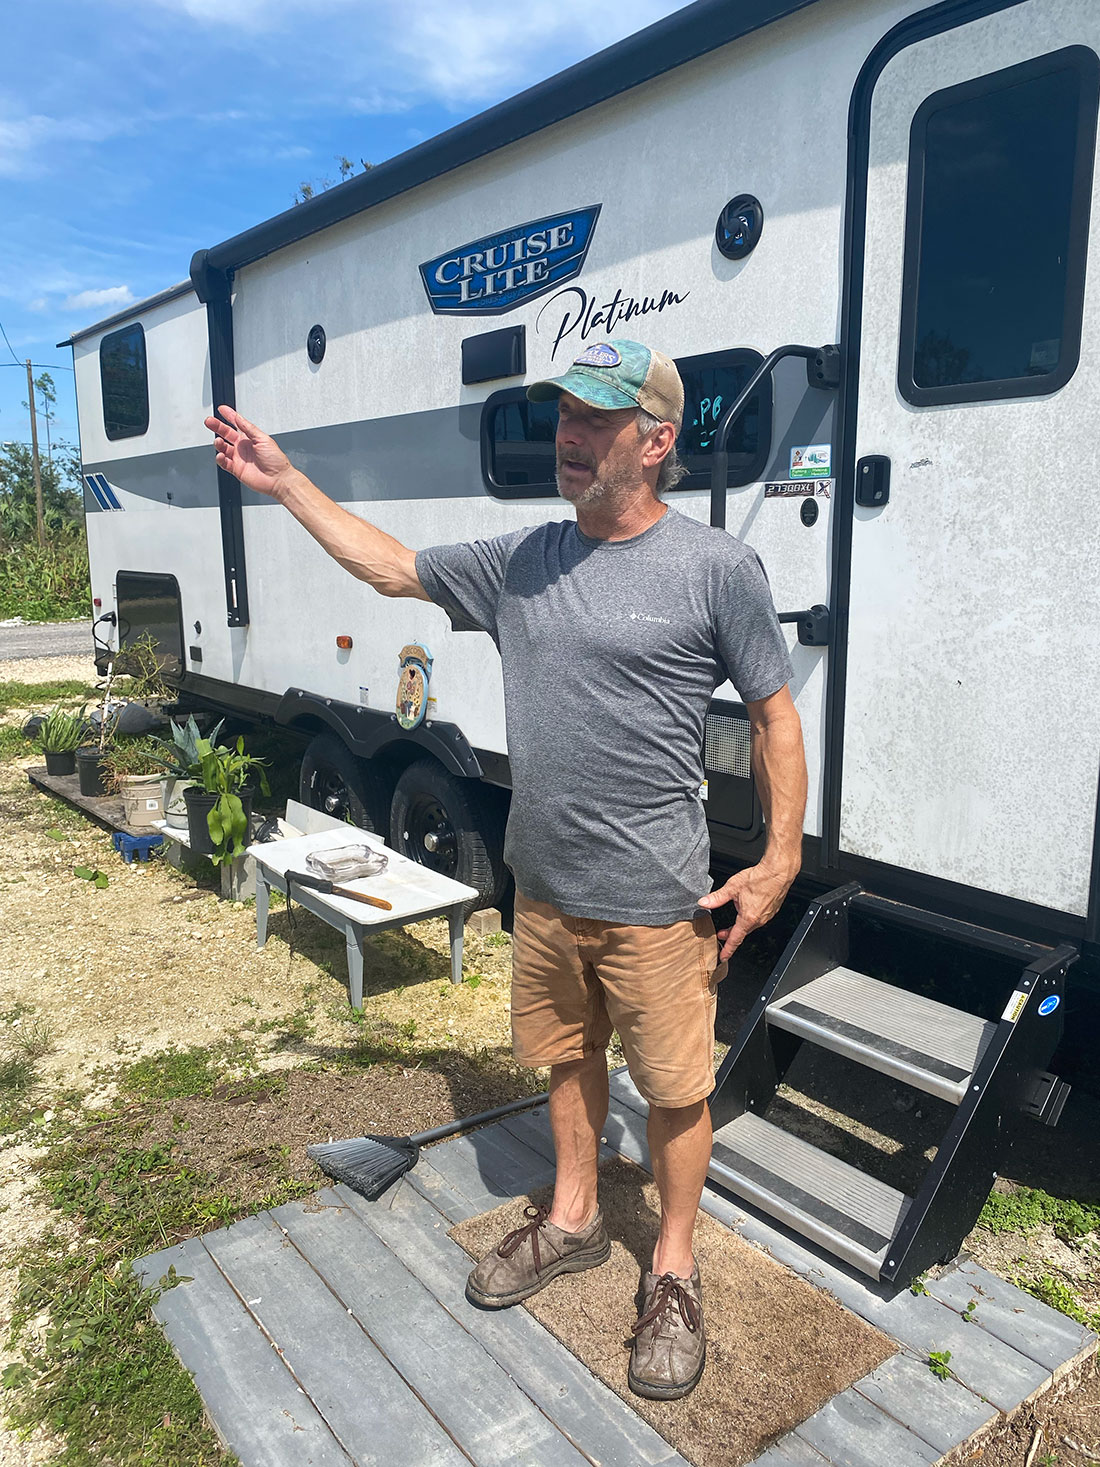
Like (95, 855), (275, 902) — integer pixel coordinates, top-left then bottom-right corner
(275, 688), (482, 780)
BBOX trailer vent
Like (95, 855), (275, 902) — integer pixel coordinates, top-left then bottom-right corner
(705, 710), (751, 780)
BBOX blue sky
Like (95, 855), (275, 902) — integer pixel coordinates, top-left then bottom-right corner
(1, 0), (684, 456)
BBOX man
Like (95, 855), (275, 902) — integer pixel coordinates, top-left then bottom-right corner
(205, 338), (806, 1401)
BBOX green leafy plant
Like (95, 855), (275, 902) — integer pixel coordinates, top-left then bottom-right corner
(909, 1275), (929, 1296)
(33, 704), (87, 755)
(927, 1350), (952, 1381)
(74, 866), (109, 889)
(961, 1297), (978, 1323)
(193, 734), (270, 867)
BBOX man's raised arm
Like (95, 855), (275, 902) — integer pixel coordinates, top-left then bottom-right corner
(204, 405), (431, 601)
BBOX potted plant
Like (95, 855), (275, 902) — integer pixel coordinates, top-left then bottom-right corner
(102, 737), (170, 828)
(183, 733), (270, 865)
(34, 704), (87, 776)
(153, 714), (224, 828)
(76, 662), (119, 797)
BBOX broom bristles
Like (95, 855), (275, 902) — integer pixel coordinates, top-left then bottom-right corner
(306, 1134), (421, 1201)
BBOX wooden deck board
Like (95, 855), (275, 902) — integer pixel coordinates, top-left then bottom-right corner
(794, 1385), (938, 1467)
(849, 1349), (999, 1455)
(337, 1179), (689, 1467)
(203, 1212), (470, 1466)
(134, 1237), (355, 1466)
(926, 1260), (1096, 1374)
(270, 1193), (592, 1467)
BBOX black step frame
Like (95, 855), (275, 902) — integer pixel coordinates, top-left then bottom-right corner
(709, 884), (1078, 1286)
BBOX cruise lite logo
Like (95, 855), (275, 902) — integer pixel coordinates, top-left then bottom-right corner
(419, 207), (601, 316)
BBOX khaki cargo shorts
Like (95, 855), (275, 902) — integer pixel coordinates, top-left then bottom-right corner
(510, 891), (729, 1109)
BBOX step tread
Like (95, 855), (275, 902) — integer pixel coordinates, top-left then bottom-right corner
(768, 967), (997, 1099)
(711, 1112), (910, 1276)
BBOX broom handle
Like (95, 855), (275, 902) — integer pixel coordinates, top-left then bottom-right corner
(411, 1091), (549, 1145)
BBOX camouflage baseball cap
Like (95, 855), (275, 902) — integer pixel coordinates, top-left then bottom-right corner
(527, 339), (684, 427)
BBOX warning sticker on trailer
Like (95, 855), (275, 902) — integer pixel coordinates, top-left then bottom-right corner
(1001, 989), (1029, 1023)
(765, 480), (832, 498)
(790, 444), (831, 479)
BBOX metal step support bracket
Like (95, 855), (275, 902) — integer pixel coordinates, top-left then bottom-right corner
(708, 883), (1078, 1286)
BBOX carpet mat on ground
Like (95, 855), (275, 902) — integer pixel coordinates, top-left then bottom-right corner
(451, 1156), (895, 1467)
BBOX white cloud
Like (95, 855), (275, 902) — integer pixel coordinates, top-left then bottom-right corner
(63, 285), (135, 312)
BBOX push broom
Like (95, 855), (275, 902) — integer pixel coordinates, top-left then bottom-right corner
(307, 1091), (550, 1200)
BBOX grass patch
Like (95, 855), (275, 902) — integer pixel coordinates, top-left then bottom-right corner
(0, 538), (91, 622)
(0, 679), (99, 716)
(978, 1185), (1100, 1243)
(4, 1236), (236, 1467)
(0, 1014), (55, 1135)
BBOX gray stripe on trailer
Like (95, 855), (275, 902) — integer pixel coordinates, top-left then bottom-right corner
(83, 403), (557, 512)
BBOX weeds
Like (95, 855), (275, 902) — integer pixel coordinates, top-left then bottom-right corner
(3, 1236), (235, 1467)
(1017, 1274), (1100, 1334)
(928, 1349), (952, 1381)
(979, 1185), (1100, 1243)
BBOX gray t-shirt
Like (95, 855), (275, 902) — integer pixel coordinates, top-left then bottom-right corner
(415, 508), (792, 924)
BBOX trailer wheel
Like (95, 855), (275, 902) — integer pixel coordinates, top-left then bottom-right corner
(390, 759), (505, 912)
(299, 734), (390, 836)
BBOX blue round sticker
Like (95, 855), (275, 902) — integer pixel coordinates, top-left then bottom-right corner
(1037, 995), (1060, 1017)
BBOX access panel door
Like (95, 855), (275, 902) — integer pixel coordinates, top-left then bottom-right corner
(840, 5), (1100, 917)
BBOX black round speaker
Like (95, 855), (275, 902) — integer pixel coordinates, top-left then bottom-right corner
(307, 324), (326, 364)
(715, 195), (764, 260)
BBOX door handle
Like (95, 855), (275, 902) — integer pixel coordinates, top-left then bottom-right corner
(778, 604), (830, 646)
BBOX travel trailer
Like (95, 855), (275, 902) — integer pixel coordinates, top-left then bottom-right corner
(63, 0), (1099, 1283)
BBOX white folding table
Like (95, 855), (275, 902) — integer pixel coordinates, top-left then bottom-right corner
(246, 828), (479, 1008)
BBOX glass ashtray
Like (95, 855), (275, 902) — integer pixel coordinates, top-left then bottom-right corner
(305, 844), (388, 882)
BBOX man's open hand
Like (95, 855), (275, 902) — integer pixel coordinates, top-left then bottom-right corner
(205, 405), (294, 500)
(697, 862), (798, 961)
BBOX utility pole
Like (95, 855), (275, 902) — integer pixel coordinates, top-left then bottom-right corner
(25, 358), (44, 548)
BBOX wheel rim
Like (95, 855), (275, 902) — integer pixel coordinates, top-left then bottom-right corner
(401, 794), (458, 877)
(312, 763), (353, 821)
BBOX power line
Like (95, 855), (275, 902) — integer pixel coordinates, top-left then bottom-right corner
(0, 361), (74, 371)
(0, 319), (21, 366)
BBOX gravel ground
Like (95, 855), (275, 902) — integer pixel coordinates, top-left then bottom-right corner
(0, 654), (98, 686)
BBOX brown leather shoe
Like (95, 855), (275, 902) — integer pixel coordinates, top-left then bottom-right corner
(628, 1264), (705, 1400)
(465, 1204), (610, 1308)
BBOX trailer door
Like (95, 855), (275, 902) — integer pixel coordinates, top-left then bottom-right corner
(840, 7), (1100, 917)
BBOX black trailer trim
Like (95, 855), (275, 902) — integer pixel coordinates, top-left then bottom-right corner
(57, 279), (194, 349)
(274, 688), (483, 780)
(192, 257), (250, 628)
(823, 0), (1049, 879)
(174, 673), (485, 780)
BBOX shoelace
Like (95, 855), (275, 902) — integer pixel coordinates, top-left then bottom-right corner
(497, 1204), (551, 1272)
(632, 1273), (702, 1336)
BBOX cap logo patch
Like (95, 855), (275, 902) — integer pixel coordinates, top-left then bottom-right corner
(574, 343), (621, 368)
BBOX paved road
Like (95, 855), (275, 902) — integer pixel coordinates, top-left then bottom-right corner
(0, 619), (94, 660)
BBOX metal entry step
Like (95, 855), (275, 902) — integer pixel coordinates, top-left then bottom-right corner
(710, 1112), (911, 1279)
(767, 966), (997, 1104)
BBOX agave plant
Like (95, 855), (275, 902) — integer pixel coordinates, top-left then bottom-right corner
(34, 704), (87, 754)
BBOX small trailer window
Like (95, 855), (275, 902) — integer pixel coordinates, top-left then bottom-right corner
(898, 47), (1099, 406)
(481, 347), (770, 498)
(100, 323), (149, 439)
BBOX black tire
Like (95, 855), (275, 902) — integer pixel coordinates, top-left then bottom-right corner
(389, 758), (507, 912)
(299, 733), (391, 837)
